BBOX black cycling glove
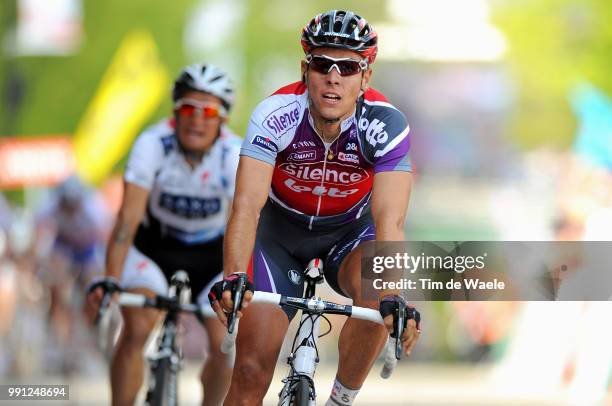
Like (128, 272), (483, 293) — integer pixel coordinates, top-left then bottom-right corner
(87, 276), (121, 296)
(208, 272), (255, 307)
(379, 295), (421, 338)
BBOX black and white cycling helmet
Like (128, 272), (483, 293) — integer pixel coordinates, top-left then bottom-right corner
(172, 63), (235, 111)
(301, 10), (378, 64)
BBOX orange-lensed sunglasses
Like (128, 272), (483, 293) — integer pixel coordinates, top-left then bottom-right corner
(174, 99), (226, 119)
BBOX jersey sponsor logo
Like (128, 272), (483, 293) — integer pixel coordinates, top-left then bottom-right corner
(159, 193), (221, 219)
(160, 135), (175, 155)
(292, 140), (317, 148)
(279, 162), (369, 186)
(288, 150), (316, 162)
(288, 269), (303, 285)
(359, 111), (388, 147)
(345, 142), (358, 151)
(284, 178), (359, 197)
(262, 101), (300, 138)
(136, 260), (149, 273)
(251, 134), (278, 153)
(338, 152), (359, 164)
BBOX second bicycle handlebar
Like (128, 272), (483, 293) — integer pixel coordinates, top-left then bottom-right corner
(96, 291), (217, 324)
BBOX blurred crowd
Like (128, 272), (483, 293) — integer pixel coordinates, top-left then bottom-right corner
(0, 176), (111, 377)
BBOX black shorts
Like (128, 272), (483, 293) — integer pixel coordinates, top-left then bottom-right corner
(247, 201), (375, 319)
(134, 233), (224, 303)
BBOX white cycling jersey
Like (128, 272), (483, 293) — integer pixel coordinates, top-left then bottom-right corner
(124, 118), (241, 245)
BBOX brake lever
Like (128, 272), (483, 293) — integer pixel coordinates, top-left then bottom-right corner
(394, 306), (406, 360)
(95, 291), (112, 326)
(227, 274), (246, 334)
(94, 281), (121, 325)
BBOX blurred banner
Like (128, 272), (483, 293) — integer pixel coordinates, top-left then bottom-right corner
(15, 0), (83, 56)
(72, 30), (169, 184)
(0, 137), (75, 188)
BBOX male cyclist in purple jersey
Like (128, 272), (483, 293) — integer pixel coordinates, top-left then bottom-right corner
(209, 10), (421, 406)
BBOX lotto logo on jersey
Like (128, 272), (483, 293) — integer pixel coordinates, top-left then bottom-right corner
(279, 162), (369, 186)
(251, 135), (278, 153)
(284, 179), (359, 197)
(288, 150), (316, 162)
(359, 113), (388, 147)
(262, 101), (300, 138)
(159, 193), (221, 219)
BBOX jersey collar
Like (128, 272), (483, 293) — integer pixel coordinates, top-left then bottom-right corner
(306, 109), (355, 136)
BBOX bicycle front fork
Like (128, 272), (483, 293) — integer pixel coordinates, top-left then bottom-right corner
(279, 310), (320, 405)
(292, 311), (321, 377)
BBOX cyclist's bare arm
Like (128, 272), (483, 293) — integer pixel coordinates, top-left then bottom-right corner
(214, 156), (273, 323)
(371, 171), (419, 353)
(105, 181), (149, 279)
(85, 181), (148, 319)
(371, 170), (413, 285)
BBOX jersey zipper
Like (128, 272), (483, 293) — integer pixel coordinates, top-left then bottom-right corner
(310, 135), (339, 230)
(310, 146), (329, 229)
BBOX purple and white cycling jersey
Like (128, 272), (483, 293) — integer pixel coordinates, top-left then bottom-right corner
(241, 81), (411, 229)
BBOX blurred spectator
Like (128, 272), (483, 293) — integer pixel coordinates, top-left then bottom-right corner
(37, 175), (111, 287)
(0, 193), (11, 232)
(0, 205), (45, 378)
(35, 174), (111, 374)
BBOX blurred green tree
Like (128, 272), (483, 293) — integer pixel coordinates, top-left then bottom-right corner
(0, 0), (194, 138)
(494, 0), (612, 149)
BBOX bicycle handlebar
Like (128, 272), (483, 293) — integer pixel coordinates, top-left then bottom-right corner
(220, 291), (399, 378)
(95, 291), (216, 326)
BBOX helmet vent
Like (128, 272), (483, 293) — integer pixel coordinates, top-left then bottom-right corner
(208, 74), (224, 83)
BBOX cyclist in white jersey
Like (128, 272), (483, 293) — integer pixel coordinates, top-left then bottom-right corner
(87, 63), (241, 406)
(209, 10), (421, 406)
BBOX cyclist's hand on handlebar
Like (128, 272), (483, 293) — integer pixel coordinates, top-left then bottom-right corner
(85, 277), (121, 324)
(379, 295), (421, 356)
(208, 272), (255, 327)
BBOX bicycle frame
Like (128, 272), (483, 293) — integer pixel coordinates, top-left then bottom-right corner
(278, 259), (326, 405)
(113, 271), (201, 406)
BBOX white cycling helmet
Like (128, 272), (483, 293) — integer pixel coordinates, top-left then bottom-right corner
(172, 63), (235, 112)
